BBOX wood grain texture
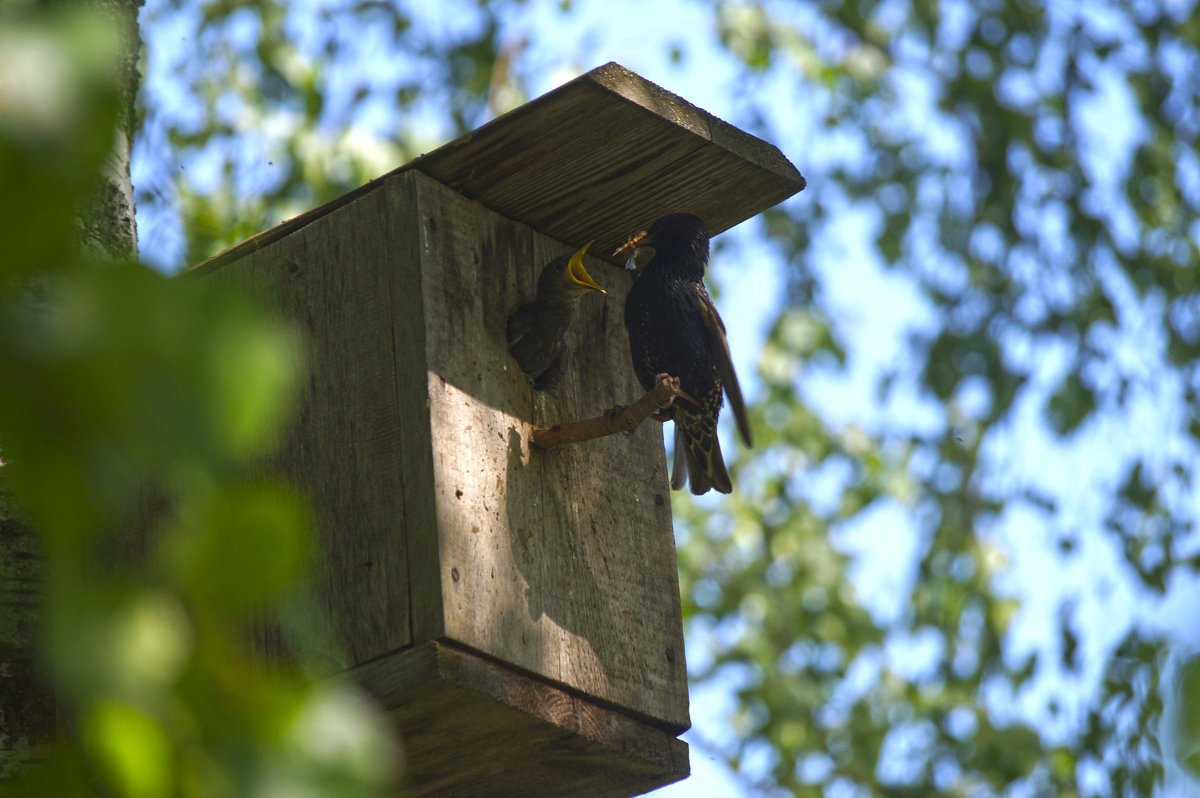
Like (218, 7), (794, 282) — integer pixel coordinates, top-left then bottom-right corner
(352, 641), (689, 798)
(192, 61), (804, 276)
(205, 183), (425, 670)
(411, 170), (690, 731)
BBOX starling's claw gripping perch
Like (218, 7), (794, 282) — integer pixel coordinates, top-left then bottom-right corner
(654, 373), (701, 410)
(530, 377), (693, 449)
(653, 373), (685, 409)
(655, 373), (678, 407)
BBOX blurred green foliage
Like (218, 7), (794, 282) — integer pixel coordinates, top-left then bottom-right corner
(693, 1), (1200, 795)
(0, 6), (397, 796)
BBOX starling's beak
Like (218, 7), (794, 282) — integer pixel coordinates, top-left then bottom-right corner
(564, 242), (605, 294)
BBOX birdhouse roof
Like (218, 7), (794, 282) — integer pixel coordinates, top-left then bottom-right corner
(195, 62), (805, 272)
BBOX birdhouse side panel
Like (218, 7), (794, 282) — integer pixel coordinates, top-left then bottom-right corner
(205, 185), (430, 669)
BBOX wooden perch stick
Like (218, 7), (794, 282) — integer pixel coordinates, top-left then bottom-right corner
(532, 375), (693, 449)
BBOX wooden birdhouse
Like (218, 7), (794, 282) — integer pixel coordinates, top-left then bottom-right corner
(197, 62), (805, 797)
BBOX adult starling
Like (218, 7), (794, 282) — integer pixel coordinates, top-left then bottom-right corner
(617, 213), (752, 495)
(507, 242), (605, 390)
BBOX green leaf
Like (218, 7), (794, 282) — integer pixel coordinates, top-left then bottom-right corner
(83, 700), (173, 798)
(1045, 370), (1095, 436)
(165, 482), (314, 618)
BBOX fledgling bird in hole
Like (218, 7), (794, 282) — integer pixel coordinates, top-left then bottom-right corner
(616, 213), (752, 495)
(507, 242), (606, 390)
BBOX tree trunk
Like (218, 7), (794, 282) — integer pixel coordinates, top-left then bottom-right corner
(81, 0), (142, 261)
(0, 0), (141, 778)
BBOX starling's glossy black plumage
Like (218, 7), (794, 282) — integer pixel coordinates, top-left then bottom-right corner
(619, 213), (752, 494)
(507, 243), (605, 390)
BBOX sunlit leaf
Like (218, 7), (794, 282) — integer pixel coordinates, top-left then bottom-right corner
(84, 700), (172, 798)
(165, 481), (313, 618)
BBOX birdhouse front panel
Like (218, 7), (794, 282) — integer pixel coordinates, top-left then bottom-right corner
(403, 171), (690, 732)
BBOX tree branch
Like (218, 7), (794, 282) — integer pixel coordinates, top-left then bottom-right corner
(531, 375), (691, 449)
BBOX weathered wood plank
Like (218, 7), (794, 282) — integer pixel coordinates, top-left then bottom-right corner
(352, 641), (689, 798)
(412, 171), (689, 731)
(383, 176), (445, 647)
(206, 185), (422, 669)
(192, 61), (804, 275)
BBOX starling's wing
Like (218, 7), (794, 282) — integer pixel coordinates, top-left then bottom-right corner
(507, 302), (553, 385)
(692, 283), (753, 447)
(531, 354), (565, 391)
(507, 302), (535, 350)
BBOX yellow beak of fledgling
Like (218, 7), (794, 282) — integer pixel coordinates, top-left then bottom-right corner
(563, 242), (605, 294)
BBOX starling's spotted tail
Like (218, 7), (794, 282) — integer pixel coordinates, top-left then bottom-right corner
(673, 408), (732, 495)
